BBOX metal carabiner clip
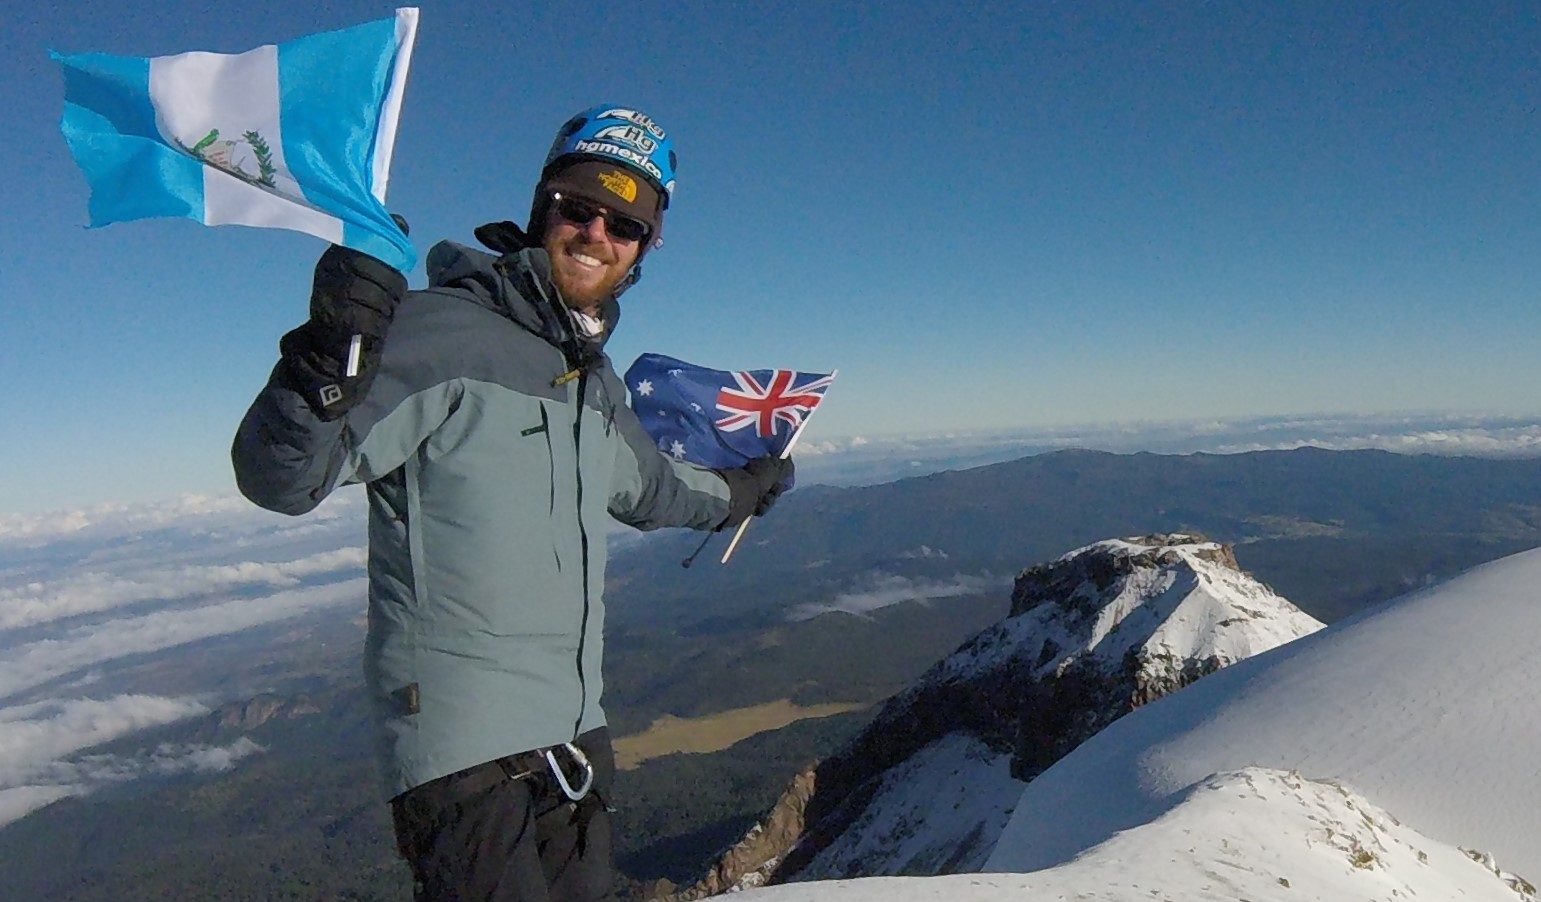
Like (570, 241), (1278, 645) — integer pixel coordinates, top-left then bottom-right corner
(544, 742), (595, 801)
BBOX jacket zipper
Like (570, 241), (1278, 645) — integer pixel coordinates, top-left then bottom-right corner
(540, 405), (555, 515)
(541, 404), (560, 572)
(571, 370), (592, 739)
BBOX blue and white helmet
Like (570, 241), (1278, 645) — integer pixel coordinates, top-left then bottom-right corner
(544, 105), (677, 208)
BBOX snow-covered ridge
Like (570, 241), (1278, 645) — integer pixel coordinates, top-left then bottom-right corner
(740, 767), (1538, 902)
(672, 535), (1323, 895)
(733, 541), (1541, 901)
(989, 543), (1541, 884)
(934, 533), (1322, 692)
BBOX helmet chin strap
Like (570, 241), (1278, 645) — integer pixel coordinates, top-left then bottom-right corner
(613, 261), (642, 297)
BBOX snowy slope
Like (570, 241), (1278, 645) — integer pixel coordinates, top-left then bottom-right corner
(790, 734), (1021, 878)
(934, 536), (1322, 688)
(986, 544), (1541, 880)
(697, 536), (1323, 891)
(728, 545), (1541, 900)
(737, 768), (1536, 901)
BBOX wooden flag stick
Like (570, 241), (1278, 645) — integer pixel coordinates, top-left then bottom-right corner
(720, 369), (837, 564)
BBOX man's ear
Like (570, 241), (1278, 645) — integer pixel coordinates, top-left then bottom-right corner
(474, 221), (533, 254)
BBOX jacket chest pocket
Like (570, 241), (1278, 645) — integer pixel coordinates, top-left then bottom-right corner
(519, 404), (558, 515)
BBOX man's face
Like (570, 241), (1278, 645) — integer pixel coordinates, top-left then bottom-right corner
(543, 194), (644, 313)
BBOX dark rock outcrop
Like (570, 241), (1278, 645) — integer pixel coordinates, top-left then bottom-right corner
(213, 692), (321, 731)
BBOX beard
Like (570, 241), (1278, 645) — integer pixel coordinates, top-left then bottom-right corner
(545, 235), (638, 312)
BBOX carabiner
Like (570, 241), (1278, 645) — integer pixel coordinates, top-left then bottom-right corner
(544, 742), (595, 801)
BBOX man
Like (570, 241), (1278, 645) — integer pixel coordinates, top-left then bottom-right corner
(232, 105), (791, 901)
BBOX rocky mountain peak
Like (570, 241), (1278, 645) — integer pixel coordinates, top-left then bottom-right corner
(945, 533), (1319, 695)
(661, 535), (1324, 898)
(212, 692), (321, 731)
(1011, 533), (1239, 619)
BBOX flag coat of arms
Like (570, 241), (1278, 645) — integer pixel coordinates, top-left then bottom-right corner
(624, 353), (836, 471)
(52, 9), (419, 271)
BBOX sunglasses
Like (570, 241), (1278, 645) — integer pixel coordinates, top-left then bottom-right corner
(549, 192), (650, 244)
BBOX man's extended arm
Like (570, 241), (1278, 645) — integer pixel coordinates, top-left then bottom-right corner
(232, 243), (406, 515)
(605, 384), (793, 531)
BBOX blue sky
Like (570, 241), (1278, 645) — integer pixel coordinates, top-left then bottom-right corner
(5, 1), (1539, 514)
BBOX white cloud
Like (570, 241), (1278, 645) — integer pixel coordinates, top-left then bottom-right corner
(0, 494), (258, 543)
(0, 694), (270, 828)
(0, 739), (265, 829)
(0, 579), (366, 699)
(42, 737), (266, 785)
(0, 784), (85, 828)
(1212, 425), (1541, 456)
(159, 737), (265, 774)
(0, 548), (366, 630)
(789, 573), (1005, 621)
(0, 491), (372, 831)
(0, 695), (210, 785)
(0, 486), (365, 547)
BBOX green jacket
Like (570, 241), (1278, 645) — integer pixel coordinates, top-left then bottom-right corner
(232, 241), (731, 797)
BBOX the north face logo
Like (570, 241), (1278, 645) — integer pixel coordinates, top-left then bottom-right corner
(597, 169), (638, 203)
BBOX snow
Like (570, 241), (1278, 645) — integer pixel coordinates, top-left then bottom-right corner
(730, 545), (1541, 900)
(933, 536), (1321, 687)
(987, 545), (1541, 879)
(796, 734), (1022, 879)
(741, 768), (1536, 901)
(1068, 538), (1323, 667)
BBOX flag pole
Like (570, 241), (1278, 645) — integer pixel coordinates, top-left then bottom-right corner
(720, 369), (837, 564)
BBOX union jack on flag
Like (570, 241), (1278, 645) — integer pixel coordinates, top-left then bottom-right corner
(624, 353), (836, 471)
(714, 368), (834, 437)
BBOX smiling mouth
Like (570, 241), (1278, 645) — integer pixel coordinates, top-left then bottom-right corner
(569, 251), (604, 268)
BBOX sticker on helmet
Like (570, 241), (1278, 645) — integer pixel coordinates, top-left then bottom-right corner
(598, 169), (638, 203)
(596, 108), (666, 139)
(573, 139), (665, 184)
(594, 124), (658, 155)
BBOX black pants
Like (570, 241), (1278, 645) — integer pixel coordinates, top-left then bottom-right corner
(390, 727), (617, 902)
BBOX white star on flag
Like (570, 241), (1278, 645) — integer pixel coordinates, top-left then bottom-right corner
(635, 379), (653, 396)
(669, 440), (688, 459)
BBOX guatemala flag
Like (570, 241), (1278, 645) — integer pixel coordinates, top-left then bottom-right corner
(52, 9), (419, 272)
(625, 353), (836, 472)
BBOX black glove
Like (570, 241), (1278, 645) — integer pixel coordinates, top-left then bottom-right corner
(279, 222), (409, 420)
(718, 456), (795, 527)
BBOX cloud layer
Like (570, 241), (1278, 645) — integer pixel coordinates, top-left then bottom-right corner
(789, 572), (1006, 621)
(0, 491), (371, 827)
(795, 412), (1541, 486)
(0, 693), (265, 828)
(0, 549), (366, 631)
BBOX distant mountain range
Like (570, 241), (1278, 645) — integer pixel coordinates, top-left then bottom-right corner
(607, 448), (1541, 631)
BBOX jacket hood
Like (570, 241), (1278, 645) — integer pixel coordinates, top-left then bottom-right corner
(423, 240), (621, 348)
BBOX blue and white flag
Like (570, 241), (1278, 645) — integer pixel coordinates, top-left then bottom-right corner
(52, 9), (419, 272)
(625, 353), (836, 472)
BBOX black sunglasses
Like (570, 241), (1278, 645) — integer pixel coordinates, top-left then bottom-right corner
(549, 192), (650, 243)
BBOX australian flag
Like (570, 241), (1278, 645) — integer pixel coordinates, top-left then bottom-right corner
(624, 353), (836, 470)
